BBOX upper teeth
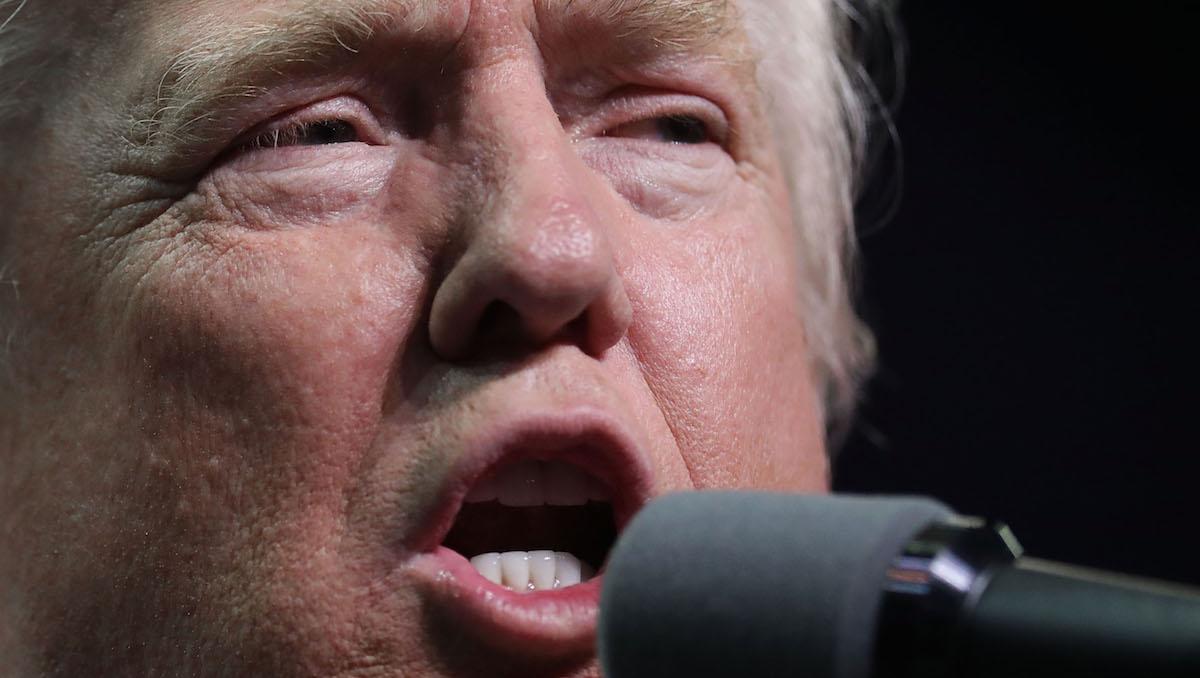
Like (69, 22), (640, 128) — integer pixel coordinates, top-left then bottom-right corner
(469, 550), (597, 591)
(465, 460), (608, 506)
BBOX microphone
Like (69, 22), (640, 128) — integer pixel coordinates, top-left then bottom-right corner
(598, 492), (1200, 678)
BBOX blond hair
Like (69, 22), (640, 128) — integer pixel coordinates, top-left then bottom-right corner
(742, 0), (898, 442)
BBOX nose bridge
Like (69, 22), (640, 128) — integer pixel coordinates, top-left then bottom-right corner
(473, 64), (613, 302)
(428, 61), (632, 360)
(473, 62), (592, 230)
(489, 139), (609, 285)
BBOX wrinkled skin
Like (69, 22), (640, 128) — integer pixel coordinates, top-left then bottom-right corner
(0, 0), (828, 675)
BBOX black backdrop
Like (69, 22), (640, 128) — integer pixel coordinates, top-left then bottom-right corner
(833, 3), (1200, 586)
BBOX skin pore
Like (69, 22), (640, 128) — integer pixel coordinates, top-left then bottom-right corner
(0, 0), (831, 675)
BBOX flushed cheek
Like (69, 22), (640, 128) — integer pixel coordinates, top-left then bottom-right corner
(90, 226), (438, 665)
(119, 147), (431, 425)
(715, 243), (825, 489)
(82, 136), (448, 553)
(623, 207), (824, 490)
(112, 223), (425, 514)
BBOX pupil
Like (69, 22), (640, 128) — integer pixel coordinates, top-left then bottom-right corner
(304, 120), (357, 145)
(658, 115), (708, 144)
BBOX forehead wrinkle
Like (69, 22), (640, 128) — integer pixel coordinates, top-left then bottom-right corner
(129, 0), (745, 152)
(130, 0), (429, 148)
(549, 0), (735, 48)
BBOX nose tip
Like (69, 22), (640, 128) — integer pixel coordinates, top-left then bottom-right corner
(429, 194), (632, 361)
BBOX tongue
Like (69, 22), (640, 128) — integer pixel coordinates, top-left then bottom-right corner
(469, 550), (597, 591)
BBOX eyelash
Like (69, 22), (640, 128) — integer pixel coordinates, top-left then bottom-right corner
(237, 110), (719, 154)
(241, 119), (361, 151)
(606, 114), (716, 145)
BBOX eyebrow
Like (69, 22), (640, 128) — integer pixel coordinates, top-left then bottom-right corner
(550, 0), (737, 51)
(131, 0), (409, 147)
(132, 0), (740, 149)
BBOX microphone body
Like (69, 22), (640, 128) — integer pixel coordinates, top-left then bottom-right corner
(879, 515), (1200, 677)
(598, 492), (1200, 678)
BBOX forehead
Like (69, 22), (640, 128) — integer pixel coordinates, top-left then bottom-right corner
(136, 0), (747, 65)
(93, 0), (759, 156)
(6, 0), (783, 152)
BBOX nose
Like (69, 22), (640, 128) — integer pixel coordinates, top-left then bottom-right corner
(428, 89), (632, 361)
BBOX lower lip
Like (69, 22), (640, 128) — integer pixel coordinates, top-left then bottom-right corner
(410, 546), (603, 655)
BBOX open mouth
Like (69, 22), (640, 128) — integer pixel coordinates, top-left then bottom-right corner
(407, 413), (653, 650)
(442, 459), (617, 592)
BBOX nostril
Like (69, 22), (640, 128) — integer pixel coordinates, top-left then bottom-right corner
(476, 301), (524, 342)
(463, 300), (592, 360)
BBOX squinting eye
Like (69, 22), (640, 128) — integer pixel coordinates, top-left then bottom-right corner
(607, 114), (714, 145)
(243, 119), (359, 151)
(655, 115), (710, 145)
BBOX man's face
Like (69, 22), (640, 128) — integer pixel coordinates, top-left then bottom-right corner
(1, 0), (828, 675)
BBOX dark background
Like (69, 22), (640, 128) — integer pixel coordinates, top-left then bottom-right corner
(833, 3), (1200, 586)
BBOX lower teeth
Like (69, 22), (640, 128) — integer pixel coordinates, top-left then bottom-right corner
(468, 550), (596, 591)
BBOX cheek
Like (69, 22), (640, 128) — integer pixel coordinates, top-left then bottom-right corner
(5, 213), (436, 670)
(623, 208), (827, 491)
(111, 224), (427, 518)
(139, 229), (418, 406)
(577, 140), (734, 221)
(107, 225), (433, 647)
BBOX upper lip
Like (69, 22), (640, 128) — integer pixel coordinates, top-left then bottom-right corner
(407, 405), (655, 558)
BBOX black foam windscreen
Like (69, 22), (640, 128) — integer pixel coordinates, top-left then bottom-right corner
(599, 491), (951, 678)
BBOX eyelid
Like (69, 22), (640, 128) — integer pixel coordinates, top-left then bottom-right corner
(577, 91), (731, 147)
(230, 95), (386, 151)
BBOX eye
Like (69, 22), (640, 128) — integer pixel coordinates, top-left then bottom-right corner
(655, 115), (711, 145)
(606, 114), (716, 145)
(240, 119), (360, 151)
